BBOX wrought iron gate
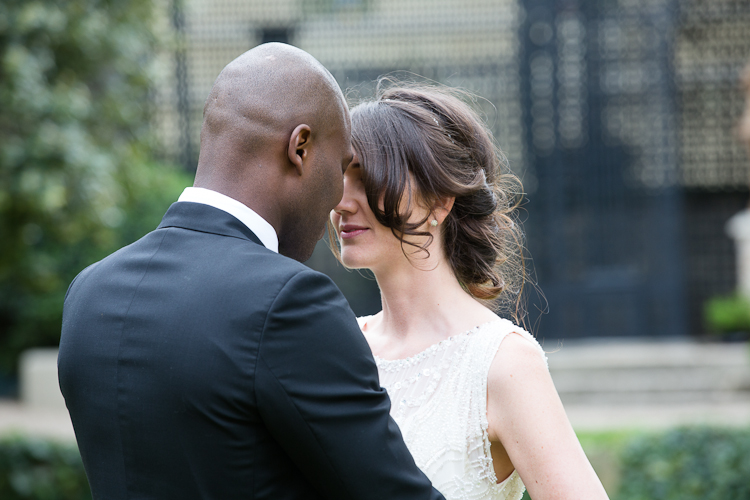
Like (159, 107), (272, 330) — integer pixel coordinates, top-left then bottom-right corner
(519, 0), (686, 339)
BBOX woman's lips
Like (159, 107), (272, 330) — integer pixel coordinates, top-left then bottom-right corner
(340, 225), (368, 240)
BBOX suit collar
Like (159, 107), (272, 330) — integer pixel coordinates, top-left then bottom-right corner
(177, 187), (278, 252)
(158, 202), (265, 248)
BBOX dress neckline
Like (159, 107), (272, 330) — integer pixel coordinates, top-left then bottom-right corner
(371, 318), (505, 366)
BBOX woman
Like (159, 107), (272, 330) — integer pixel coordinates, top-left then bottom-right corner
(329, 83), (609, 500)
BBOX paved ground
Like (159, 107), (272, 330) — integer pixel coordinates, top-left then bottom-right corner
(3, 399), (748, 443)
(565, 401), (750, 431)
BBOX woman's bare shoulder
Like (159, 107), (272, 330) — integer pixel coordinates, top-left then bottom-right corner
(486, 320), (548, 370)
(487, 328), (551, 398)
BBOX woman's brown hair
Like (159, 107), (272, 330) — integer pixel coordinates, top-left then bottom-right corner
(331, 78), (528, 322)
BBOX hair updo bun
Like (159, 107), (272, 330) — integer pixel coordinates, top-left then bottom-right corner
(344, 78), (528, 321)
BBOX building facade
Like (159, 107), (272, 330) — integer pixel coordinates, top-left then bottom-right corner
(153, 0), (750, 339)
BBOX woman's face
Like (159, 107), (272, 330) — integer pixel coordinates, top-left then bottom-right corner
(330, 154), (431, 273)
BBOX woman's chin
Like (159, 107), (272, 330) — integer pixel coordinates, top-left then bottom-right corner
(340, 253), (371, 271)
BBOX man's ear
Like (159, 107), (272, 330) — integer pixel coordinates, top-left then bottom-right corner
(432, 196), (455, 224)
(288, 124), (312, 175)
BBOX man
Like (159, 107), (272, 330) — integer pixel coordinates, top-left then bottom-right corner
(59, 43), (444, 500)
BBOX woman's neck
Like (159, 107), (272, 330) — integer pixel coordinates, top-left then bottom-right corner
(370, 253), (498, 352)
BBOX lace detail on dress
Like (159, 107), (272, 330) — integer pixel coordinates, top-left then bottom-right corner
(375, 320), (504, 372)
(363, 316), (548, 500)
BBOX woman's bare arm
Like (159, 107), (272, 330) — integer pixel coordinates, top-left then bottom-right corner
(486, 333), (609, 500)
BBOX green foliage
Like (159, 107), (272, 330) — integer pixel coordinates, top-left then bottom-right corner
(0, 436), (90, 500)
(3, 427), (748, 500)
(704, 293), (750, 335)
(0, 0), (191, 373)
(616, 427), (750, 500)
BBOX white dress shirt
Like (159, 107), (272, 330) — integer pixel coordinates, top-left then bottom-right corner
(177, 187), (279, 253)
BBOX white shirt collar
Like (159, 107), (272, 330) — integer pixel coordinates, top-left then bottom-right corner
(177, 187), (279, 253)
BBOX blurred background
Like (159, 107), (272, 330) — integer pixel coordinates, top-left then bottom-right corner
(1, 0), (750, 498)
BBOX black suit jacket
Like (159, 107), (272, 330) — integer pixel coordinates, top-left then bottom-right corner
(59, 202), (444, 500)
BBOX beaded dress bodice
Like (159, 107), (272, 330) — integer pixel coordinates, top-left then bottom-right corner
(359, 316), (548, 500)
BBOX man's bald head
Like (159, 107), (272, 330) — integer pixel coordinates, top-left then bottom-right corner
(193, 44), (353, 261)
(196, 43), (348, 182)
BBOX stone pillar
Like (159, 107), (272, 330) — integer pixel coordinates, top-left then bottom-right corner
(727, 209), (750, 297)
(732, 63), (750, 298)
(19, 348), (67, 410)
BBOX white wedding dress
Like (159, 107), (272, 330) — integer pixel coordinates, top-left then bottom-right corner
(358, 316), (548, 500)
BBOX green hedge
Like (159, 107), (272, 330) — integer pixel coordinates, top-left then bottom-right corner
(616, 427), (750, 500)
(0, 436), (90, 500)
(704, 293), (750, 336)
(3, 427), (749, 499)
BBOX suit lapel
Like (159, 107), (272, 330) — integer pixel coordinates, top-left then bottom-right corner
(157, 202), (265, 248)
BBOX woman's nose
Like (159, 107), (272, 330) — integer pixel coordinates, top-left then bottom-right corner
(333, 173), (359, 215)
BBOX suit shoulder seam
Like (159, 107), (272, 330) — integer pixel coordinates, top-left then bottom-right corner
(114, 227), (171, 494)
